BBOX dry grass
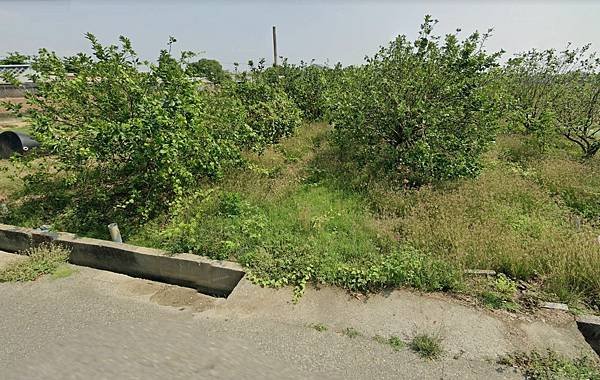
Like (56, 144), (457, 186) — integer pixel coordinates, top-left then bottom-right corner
(531, 156), (600, 224)
(0, 161), (22, 202)
(0, 98), (31, 132)
(398, 141), (600, 305)
(220, 122), (330, 202)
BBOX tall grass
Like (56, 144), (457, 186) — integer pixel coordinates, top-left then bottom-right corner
(399, 162), (600, 304)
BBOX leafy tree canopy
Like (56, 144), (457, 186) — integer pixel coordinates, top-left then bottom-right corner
(0, 52), (30, 65)
(187, 58), (228, 84)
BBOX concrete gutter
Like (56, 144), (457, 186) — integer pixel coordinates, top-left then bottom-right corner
(576, 315), (600, 356)
(0, 223), (244, 297)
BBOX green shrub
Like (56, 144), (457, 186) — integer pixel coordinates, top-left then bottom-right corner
(187, 58), (228, 84)
(265, 59), (331, 121)
(0, 51), (29, 65)
(2, 35), (251, 231)
(326, 16), (502, 184)
(233, 59), (303, 150)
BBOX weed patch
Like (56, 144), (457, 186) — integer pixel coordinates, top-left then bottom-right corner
(500, 350), (600, 380)
(0, 244), (70, 282)
(310, 323), (328, 332)
(51, 264), (76, 279)
(128, 126), (600, 308)
(138, 126), (461, 300)
(480, 274), (521, 312)
(410, 333), (444, 360)
(388, 336), (406, 351)
(399, 147), (600, 307)
(373, 335), (406, 351)
(342, 327), (361, 339)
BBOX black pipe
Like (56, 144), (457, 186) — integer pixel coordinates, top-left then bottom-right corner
(0, 131), (39, 159)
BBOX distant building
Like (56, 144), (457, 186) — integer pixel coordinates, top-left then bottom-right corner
(0, 64), (36, 98)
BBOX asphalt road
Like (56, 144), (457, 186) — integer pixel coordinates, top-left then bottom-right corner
(0, 251), (586, 379)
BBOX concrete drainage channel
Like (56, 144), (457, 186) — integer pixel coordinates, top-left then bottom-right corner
(577, 315), (600, 356)
(0, 223), (245, 298)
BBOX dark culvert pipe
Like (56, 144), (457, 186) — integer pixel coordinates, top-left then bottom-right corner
(0, 131), (39, 159)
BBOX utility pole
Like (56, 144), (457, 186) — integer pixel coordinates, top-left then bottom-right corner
(272, 25), (278, 67)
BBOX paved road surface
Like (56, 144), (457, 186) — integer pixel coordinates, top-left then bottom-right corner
(0, 251), (590, 379)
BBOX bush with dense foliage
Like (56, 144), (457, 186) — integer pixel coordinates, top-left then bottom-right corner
(0, 51), (30, 65)
(61, 53), (93, 74)
(3, 34), (251, 229)
(187, 58), (229, 84)
(2, 17), (599, 307)
(232, 59), (303, 150)
(264, 59), (331, 121)
(326, 16), (503, 184)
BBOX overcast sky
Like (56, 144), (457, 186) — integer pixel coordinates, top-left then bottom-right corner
(0, 1), (598, 69)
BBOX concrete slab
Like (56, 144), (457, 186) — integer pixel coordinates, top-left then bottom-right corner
(215, 280), (594, 361)
(0, 265), (520, 380)
(57, 235), (245, 297)
(0, 223), (245, 297)
(0, 223), (54, 252)
(540, 302), (569, 311)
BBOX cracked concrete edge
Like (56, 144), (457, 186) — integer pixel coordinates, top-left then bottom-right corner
(0, 223), (245, 297)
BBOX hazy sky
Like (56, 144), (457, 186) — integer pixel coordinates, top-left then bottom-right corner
(0, 1), (598, 69)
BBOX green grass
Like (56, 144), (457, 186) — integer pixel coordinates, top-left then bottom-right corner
(341, 327), (361, 338)
(0, 161), (23, 202)
(51, 264), (76, 279)
(127, 124), (600, 307)
(500, 350), (600, 380)
(0, 244), (70, 282)
(481, 291), (521, 312)
(479, 274), (521, 312)
(396, 136), (600, 307)
(387, 336), (406, 351)
(409, 333), (444, 360)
